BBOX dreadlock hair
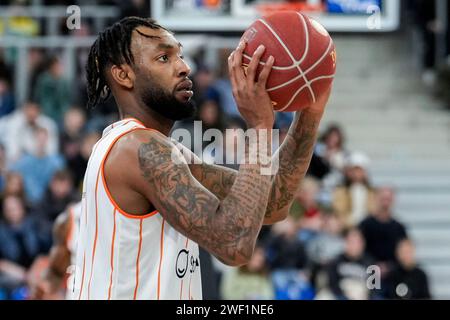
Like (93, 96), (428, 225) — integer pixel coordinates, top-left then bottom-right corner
(85, 17), (168, 109)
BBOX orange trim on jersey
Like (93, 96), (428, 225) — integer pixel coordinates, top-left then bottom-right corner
(66, 206), (75, 247)
(78, 253), (86, 300)
(100, 127), (162, 220)
(122, 117), (146, 128)
(107, 209), (117, 300)
(133, 219), (144, 300)
(87, 168), (101, 299)
(157, 219), (165, 300)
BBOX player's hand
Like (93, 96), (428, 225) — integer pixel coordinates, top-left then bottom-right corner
(304, 85), (332, 116)
(228, 41), (275, 129)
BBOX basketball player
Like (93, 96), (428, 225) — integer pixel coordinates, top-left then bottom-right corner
(73, 17), (330, 300)
(29, 202), (81, 299)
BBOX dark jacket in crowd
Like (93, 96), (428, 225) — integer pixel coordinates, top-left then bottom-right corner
(266, 234), (308, 270)
(0, 218), (41, 268)
(359, 216), (407, 263)
(327, 253), (375, 300)
(384, 264), (431, 299)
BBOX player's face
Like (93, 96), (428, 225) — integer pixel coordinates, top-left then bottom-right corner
(131, 27), (196, 120)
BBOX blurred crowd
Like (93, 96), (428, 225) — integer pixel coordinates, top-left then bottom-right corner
(0, 0), (437, 300)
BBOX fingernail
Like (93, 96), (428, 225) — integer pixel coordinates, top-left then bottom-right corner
(268, 55), (274, 63)
(258, 44), (265, 51)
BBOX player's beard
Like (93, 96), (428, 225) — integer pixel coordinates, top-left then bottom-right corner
(138, 76), (196, 121)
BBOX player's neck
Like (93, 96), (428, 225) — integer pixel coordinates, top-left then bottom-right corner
(120, 108), (173, 136)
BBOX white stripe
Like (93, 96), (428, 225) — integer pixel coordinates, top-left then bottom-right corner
(257, 17), (315, 102)
(267, 39), (333, 92)
(278, 74), (335, 111)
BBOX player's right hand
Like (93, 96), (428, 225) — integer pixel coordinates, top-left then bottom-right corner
(228, 41), (275, 130)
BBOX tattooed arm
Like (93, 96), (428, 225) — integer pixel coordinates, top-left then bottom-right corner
(182, 89), (331, 225)
(129, 41), (275, 266)
(135, 130), (272, 266)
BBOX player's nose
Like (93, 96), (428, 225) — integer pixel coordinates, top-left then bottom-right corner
(177, 58), (191, 78)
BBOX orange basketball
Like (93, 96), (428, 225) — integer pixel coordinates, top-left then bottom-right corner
(241, 11), (337, 112)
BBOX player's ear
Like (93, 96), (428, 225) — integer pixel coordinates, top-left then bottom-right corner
(110, 64), (135, 89)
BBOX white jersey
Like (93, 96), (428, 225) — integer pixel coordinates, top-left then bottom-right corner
(71, 118), (202, 300)
(65, 201), (82, 300)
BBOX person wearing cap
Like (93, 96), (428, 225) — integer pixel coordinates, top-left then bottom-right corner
(332, 151), (377, 227)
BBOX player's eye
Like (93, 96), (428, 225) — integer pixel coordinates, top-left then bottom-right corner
(157, 55), (169, 62)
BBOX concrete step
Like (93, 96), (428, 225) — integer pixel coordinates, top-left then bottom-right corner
(396, 210), (450, 225)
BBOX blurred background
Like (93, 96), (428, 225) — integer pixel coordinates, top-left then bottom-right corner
(0, 0), (449, 300)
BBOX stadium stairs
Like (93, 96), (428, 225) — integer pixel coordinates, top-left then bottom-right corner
(321, 33), (450, 298)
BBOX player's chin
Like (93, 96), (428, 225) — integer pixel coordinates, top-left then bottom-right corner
(175, 90), (194, 102)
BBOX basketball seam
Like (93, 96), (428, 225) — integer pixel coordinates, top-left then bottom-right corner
(267, 39), (334, 92)
(257, 16), (316, 105)
(278, 75), (335, 111)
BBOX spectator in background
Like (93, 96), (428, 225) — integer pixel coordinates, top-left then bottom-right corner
(307, 124), (346, 181)
(10, 127), (65, 204)
(0, 195), (41, 299)
(359, 187), (408, 277)
(35, 169), (78, 223)
(221, 245), (274, 300)
(60, 107), (86, 165)
(0, 101), (59, 165)
(1, 172), (27, 207)
(33, 56), (71, 124)
(67, 131), (100, 190)
(33, 170), (78, 252)
(333, 152), (376, 227)
(266, 216), (308, 271)
(384, 238), (431, 299)
(0, 77), (15, 117)
(306, 213), (345, 291)
(318, 228), (375, 300)
(206, 48), (240, 118)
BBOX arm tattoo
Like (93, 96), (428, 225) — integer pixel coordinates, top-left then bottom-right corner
(138, 134), (272, 265)
(190, 112), (320, 224)
(264, 112), (320, 220)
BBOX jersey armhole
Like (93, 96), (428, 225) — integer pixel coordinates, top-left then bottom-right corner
(100, 126), (162, 220)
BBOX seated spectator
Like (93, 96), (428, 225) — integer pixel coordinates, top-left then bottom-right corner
(33, 56), (71, 124)
(0, 100), (59, 165)
(10, 127), (65, 204)
(266, 216), (308, 271)
(306, 213), (345, 290)
(333, 151), (376, 227)
(317, 228), (375, 300)
(1, 172), (27, 206)
(205, 49), (240, 118)
(0, 195), (41, 299)
(0, 77), (15, 117)
(384, 238), (431, 299)
(221, 245), (274, 300)
(60, 107), (86, 163)
(67, 131), (101, 190)
(358, 187), (408, 277)
(307, 124), (347, 181)
(35, 169), (78, 223)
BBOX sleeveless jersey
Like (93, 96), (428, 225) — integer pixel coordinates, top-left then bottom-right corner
(71, 118), (202, 300)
